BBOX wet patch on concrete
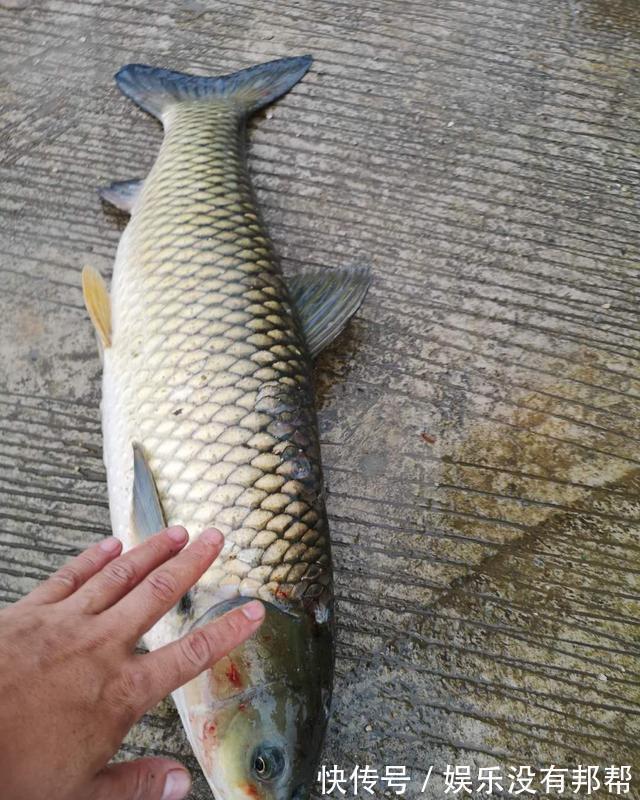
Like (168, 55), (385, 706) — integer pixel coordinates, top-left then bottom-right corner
(329, 353), (640, 795)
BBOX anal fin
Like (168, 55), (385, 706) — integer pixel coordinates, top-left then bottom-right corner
(132, 442), (166, 539)
(288, 265), (371, 358)
(99, 179), (143, 213)
(81, 266), (112, 349)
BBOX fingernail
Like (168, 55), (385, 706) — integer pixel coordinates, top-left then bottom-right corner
(200, 528), (223, 548)
(161, 769), (191, 800)
(167, 527), (189, 544)
(242, 600), (265, 621)
(99, 537), (121, 553)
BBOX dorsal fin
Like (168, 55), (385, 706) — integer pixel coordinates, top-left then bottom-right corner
(288, 265), (371, 358)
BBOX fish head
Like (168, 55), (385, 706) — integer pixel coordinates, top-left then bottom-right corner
(177, 597), (334, 800)
(210, 676), (325, 800)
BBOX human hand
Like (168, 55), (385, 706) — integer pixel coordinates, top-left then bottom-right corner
(0, 527), (265, 800)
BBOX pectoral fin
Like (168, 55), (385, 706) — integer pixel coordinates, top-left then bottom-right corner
(288, 265), (371, 358)
(99, 179), (143, 213)
(131, 442), (166, 539)
(81, 266), (112, 349)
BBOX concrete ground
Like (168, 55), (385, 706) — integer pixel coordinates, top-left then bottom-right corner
(1, 0), (639, 797)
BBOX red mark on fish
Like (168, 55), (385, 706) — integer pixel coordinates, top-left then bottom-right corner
(226, 661), (242, 688)
(201, 720), (218, 772)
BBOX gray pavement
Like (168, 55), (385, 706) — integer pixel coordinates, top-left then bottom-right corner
(1, 1), (639, 797)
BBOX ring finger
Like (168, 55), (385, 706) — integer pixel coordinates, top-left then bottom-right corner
(19, 536), (123, 607)
(70, 527), (189, 614)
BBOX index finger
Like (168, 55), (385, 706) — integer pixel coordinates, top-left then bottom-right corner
(133, 600), (265, 711)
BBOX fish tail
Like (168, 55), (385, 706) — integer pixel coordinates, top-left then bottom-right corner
(115, 55), (313, 121)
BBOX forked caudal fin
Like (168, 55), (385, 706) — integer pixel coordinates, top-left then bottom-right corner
(115, 55), (313, 121)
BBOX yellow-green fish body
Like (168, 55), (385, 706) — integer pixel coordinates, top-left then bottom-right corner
(83, 56), (370, 800)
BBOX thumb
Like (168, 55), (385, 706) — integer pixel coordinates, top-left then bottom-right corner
(93, 757), (192, 800)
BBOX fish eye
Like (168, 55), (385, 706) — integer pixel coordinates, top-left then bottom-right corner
(251, 744), (286, 783)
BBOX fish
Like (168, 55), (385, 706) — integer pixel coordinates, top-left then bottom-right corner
(82, 55), (370, 800)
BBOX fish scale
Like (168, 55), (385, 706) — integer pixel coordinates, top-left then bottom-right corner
(84, 55), (370, 800)
(108, 100), (330, 620)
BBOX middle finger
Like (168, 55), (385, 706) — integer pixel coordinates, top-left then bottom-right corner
(107, 528), (224, 643)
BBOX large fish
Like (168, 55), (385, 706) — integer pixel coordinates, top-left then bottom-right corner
(82, 55), (370, 800)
